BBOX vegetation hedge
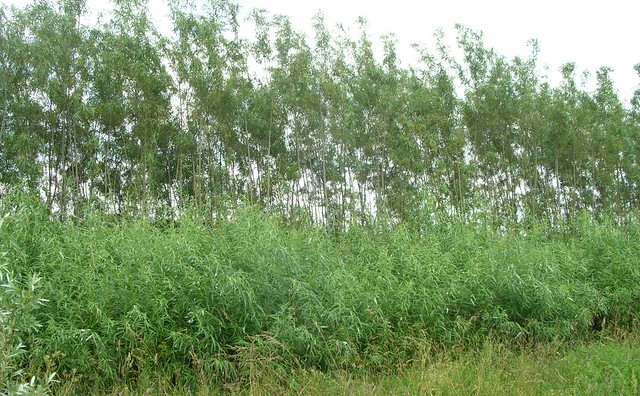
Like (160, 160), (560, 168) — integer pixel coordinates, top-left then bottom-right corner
(1, 195), (638, 389)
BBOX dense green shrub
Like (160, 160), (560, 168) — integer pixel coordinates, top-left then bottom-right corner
(0, 214), (53, 395)
(0, 197), (638, 390)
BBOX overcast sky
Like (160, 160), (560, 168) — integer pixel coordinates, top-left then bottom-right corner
(236, 0), (639, 103)
(3, 0), (639, 103)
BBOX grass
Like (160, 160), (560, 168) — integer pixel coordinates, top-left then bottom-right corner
(0, 194), (639, 393)
(57, 333), (640, 395)
(218, 333), (640, 396)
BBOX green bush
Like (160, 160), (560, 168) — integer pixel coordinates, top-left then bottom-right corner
(0, 215), (54, 395)
(1, 200), (639, 390)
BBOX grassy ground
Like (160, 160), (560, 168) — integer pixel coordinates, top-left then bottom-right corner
(55, 332), (639, 395)
(277, 338), (640, 396)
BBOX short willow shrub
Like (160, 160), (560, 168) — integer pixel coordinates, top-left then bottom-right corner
(0, 248), (54, 395)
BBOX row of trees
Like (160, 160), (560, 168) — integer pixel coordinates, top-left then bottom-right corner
(1, 0), (639, 228)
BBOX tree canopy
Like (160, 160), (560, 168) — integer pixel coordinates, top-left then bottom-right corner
(1, 0), (639, 228)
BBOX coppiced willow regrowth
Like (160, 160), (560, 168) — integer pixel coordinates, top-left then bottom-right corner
(2, 2), (640, 393)
(0, 192), (639, 391)
(0, 0), (638, 228)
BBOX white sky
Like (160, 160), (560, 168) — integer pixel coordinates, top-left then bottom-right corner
(2, 0), (639, 103)
(235, 0), (639, 103)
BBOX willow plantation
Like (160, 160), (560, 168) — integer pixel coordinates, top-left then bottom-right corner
(1, 0), (639, 227)
(1, 0), (640, 394)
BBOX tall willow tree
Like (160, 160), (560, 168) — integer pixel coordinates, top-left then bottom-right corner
(2, 0), (93, 215)
(267, 15), (317, 220)
(1, 0), (638, 226)
(625, 64), (640, 213)
(310, 12), (359, 229)
(169, 0), (253, 214)
(244, 9), (291, 210)
(455, 26), (521, 223)
(508, 44), (547, 221)
(90, 0), (176, 213)
(590, 67), (629, 217)
(0, 5), (43, 191)
(348, 20), (385, 219)
(309, 16), (364, 229)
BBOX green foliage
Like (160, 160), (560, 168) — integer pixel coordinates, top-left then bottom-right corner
(1, 195), (639, 391)
(1, 0), (640, 393)
(246, 337), (640, 396)
(1, 0), (639, 226)
(0, 214), (53, 395)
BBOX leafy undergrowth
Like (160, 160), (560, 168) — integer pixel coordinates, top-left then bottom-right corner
(55, 331), (640, 395)
(1, 197), (639, 392)
(230, 333), (640, 396)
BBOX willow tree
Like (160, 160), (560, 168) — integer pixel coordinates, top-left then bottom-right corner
(169, 0), (253, 214)
(0, 0), (94, 215)
(339, 19), (392, 221)
(267, 15), (317, 220)
(243, 9), (292, 211)
(408, 39), (468, 224)
(88, 0), (176, 213)
(624, 64), (640, 213)
(590, 67), (628, 218)
(508, 43), (548, 221)
(0, 5), (43, 192)
(453, 26), (525, 223)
